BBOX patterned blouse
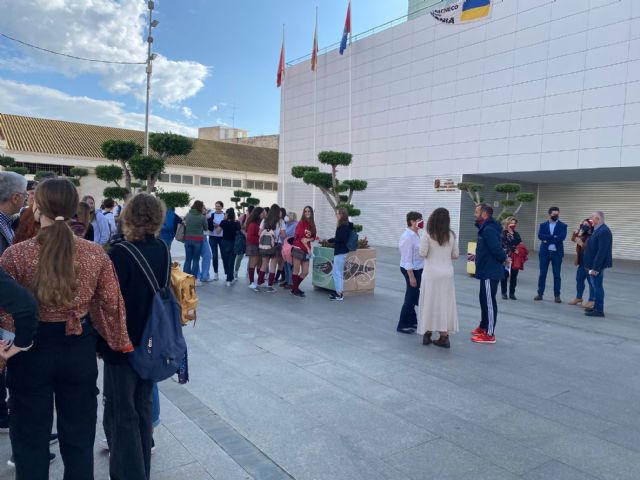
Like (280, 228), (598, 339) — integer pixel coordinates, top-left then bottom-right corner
(0, 237), (132, 353)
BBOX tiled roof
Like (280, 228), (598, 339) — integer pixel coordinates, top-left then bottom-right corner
(0, 113), (278, 175)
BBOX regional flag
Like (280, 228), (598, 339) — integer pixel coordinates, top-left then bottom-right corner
(277, 38), (285, 87)
(311, 21), (318, 71)
(339, 1), (351, 55)
(460, 0), (491, 22)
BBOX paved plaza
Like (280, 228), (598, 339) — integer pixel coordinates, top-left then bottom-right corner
(0, 245), (639, 479)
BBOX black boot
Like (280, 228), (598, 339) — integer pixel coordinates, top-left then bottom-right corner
(422, 332), (432, 345)
(509, 292), (517, 300)
(433, 335), (450, 348)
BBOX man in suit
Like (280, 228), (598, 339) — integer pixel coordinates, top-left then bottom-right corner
(583, 211), (613, 318)
(535, 206), (567, 303)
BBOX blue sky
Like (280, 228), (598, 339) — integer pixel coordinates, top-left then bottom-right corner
(0, 0), (407, 137)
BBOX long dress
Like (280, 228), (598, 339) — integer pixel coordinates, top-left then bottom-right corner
(417, 233), (460, 334)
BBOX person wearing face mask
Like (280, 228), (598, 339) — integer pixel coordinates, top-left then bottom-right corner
(500, 217), (528, 300)
(569, 218), (595, 309)
(535, 206), (567, 303)
(396, 211), (424, 334)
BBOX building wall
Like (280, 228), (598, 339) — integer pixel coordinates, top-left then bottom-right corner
(280, 0), (640, 246)
(220, 135), (279, 150)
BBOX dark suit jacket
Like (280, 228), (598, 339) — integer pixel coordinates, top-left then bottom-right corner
(537, 220), (567, 257)
(0, 228), (11, 257)
(583, 224), (613, 271)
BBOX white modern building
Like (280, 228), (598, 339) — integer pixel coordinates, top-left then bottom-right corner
(0, 113), (278, 212)
(279, 0), (640, 260)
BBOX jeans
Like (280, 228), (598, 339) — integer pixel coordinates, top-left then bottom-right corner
(221, 239), (236, 282)
(103, 362), (153, 480)
(538, 251), (563, 297)
(576, 266), (595, 301)
(500, 269), (519, 296)
(479, 279), (499, 336)
(7, 321), (98, 480)
(284, 262), (293, 284)
(397, 268), (422, 331)
(234, 254), (244, 278)
(152, 384), (160, 428)
(587, 271), (605, 312)
(199, 237), (212, 281)
(209, 236), (223, 274)
(183, 239), (202, 278)
(333, 253), (346, 293)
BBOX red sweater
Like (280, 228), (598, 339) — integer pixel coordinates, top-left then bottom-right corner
(293, 220), (316, 253)
(246, 223), (260, 245)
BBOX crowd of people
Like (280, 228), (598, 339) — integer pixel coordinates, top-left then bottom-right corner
(397, 203), (614, 347)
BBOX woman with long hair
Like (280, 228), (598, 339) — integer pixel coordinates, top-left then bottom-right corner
(220, 207), (241, 286)
(0, 178), (131, 478)
(417, 207), (459, 348)
(245, 207), (264, 289)
(182, 200), (208, 282)
(291, 206), (317, 297)
(327, 208), (353, 302)
(257, 204), (282, 292)
(100, 193), (168, 479)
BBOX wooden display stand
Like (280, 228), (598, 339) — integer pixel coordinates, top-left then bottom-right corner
(312, 246), (376, 295)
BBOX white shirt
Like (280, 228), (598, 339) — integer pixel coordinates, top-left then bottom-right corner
(399, 228), (424, 271)
(548, 220), (557, 252)
(209, 210), (225, 237)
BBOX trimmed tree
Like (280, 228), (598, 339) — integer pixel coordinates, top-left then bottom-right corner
(101, 140), (142, 194)
(495, 183), (536, 221)
(156, 190), (191, 209)
(457, 182), (484, 205)
(6, 166), (28, 176)
(0, 155), (16, 169)
(95, 165), (129, 199)
(231, 190), (251, 214)
(148, 133), (193, 192)
(291, 151), (367, 232)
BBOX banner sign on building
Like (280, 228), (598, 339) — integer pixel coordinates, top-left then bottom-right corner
(431, 0), (491, 24)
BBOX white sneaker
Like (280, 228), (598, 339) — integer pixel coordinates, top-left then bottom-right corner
(213, 273), (219, 281)
(248, 282), (257, 289)
(195, 280), (203, 287)
(226, 281), (232, 287)
(231, 278), (238, 285)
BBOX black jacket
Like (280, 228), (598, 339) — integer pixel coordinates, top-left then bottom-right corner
(98, 235), (170, 364)
(583, 224), (613, 271)
(0, 268), (39, 348)
(475, 217), (507, 280)
(329, 222), (353, 255)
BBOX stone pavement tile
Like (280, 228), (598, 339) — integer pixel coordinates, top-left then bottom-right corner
(523, 460), (601, 480)
(597, 425), (640, 454)
(551, 388), (640, 430)
(537, 432), (640, 480)
(250, 335), (327, 367)
(480, 408), (574, 448)
(166, 419), (253, 480)
(150, 424), (199, 475)
(153, 461), (214, 480)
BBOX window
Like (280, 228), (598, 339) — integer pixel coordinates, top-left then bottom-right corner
(200, 176), (210, 186)
(271, 182), (278, 191)
(246, 180), (255, 189)
(254, 181), (264, 190)
(159, 174), (170, 183)
(221, 178), (231, 187)
(182, 175), (193, 185)
(170, 174), (181, 184)
(15, 162), (73, 177)
(232, 179), (242, 188)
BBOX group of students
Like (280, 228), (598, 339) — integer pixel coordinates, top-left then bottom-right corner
(173, 200), (355, 300)
(0, 171), (173, 479)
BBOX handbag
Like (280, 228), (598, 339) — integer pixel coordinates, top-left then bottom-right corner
(234, 231), (246, 255)
(175, 223), (185, 243)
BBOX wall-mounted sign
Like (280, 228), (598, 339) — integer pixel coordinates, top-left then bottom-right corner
(434, 178), (457, 192)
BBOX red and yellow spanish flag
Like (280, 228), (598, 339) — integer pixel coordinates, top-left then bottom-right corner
(277, 37), (285, 87)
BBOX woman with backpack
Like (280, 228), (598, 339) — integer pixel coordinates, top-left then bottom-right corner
(183, 200), (207, 283)
(220, 208), (241, 286)
(0, 178), (131, 479)
(291, 205), (317, 297)
(99, 193), (170, 480)
(257, 204), (282, 292)
(281, 211), (298, 289)
(245, 207), (264, 289)
(326, 207), (353, 302)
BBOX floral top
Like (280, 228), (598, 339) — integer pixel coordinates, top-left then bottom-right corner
(0, 237), (132, 353)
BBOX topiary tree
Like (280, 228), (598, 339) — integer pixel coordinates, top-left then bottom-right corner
(156, 190), (191, 209)
(69, 167), (89, 187)
(457, 182), (484, 205)
(495, 183), (535, 221)
(291, 151), (367, 232)
(148, 133), (193, 192)
(129, 154), (164, 191)
(6, 166), (29, 176)
(95, 164), (128, 199)
(34, 170), (57, 181)
(101, 140), (142, 195)
(231, 190), (251, 214)
(0, 155), (16, 169)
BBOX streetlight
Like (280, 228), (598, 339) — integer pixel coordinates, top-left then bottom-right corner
(144, 1), (159, 155)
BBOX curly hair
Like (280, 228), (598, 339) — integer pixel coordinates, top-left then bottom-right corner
(121, 193), (166, 242)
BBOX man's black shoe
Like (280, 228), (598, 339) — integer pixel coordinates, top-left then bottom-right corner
(501, 294), (508, 300)
(585, 310), (605, 317)
(397, 327), (416, 334)
(509, 294), (517, 300)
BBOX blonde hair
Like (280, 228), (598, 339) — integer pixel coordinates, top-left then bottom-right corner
(502, 216), (518, 230)
(288, 211), (298, 222)
(32, 179), (79, 307)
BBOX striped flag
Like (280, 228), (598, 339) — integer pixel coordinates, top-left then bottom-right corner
(277, 35), (285, 87)
(311, 16), (318, 71)
(339, 1), (351, 55)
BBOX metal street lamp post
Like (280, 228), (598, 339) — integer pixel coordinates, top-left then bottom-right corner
(144, 1), (159, 155)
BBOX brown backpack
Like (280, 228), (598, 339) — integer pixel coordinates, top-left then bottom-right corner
(170, 262), (198, 326)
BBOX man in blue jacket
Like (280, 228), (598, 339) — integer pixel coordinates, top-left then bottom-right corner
(472, 204), (508, 344)
(535, 206), (567, 303)
(583, 211), (613, 317)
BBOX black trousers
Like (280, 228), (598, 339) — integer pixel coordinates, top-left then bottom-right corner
(0, 370), (8, 421)
(397, 268), (423, 330)
(500, 269), (519, 296)
(103, 361), (153, 480)
(7, 321), (98, 480)
(221, 239), (237, 282)
(479, 279), (499, 336)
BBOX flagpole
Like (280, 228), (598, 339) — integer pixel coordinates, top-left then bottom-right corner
(348, 0), (352, 180)
(281, 23), (286, 207)
(312, 6), (318, 212)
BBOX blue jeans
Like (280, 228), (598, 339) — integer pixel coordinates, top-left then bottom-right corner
(152, 384), (160, 428)
(284, 262), (292, 284)
(538, 251), (563, 297)
(397, 268), (422, 330)
(183, 239), (202, 278)
(209, 236), (223, 274)
(587, 271), (605, 312)
(576, 266), (594, 301)
(332, 253), (346, 294)
(199, 237), (212, 281)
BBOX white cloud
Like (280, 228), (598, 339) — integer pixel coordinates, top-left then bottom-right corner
(0, 0), (209, 106)
(207, 104), (219, 114)
(215, 118), (230, 127)
(0, 79), (197, 137)
(181, 106), (196, 119)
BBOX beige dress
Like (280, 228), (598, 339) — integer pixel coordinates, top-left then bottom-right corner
(417, 233), (460, 334)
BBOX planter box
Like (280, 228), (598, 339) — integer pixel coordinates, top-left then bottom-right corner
(312, 246), (376, 294)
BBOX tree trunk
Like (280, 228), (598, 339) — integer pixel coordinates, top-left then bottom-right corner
(120, 159), (132, 193)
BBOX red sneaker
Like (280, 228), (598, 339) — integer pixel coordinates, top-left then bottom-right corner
(470, 327), (486, 337)
(472, 333), (496, 344)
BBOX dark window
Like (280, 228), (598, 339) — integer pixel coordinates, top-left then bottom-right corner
(211, 178), (221, 186)
(232, 179), (242, 188)
(254, 181), (264, 190)
(159, 174), (170, 183)
(170, 174), (181, 184)
(200, 176), (210, 186)
(15, 162), (72, 177)
(246, 180), (255, 189)
(221, 178), (232, 187)
(182, 175), (193, 185)
(271, 182), (278, 191)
